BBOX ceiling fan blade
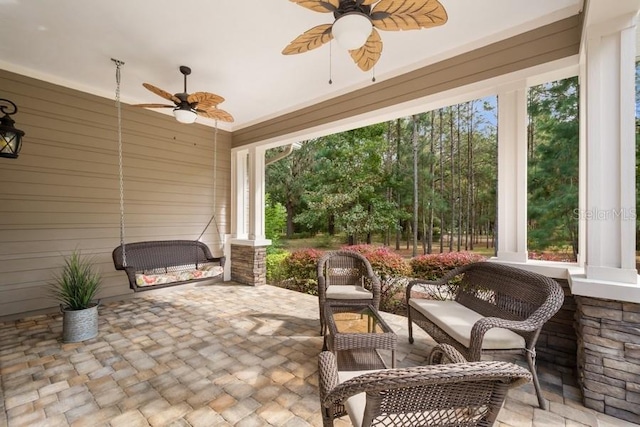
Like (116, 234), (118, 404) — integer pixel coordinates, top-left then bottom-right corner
(289, 0), (339, 13)
(371, 0), (448, 31)
(282, 24), (333, 55)
(187, 92), (225, 107)
(350, 28), (382, 71)
(132, 103), (175, 108)
(142, 83), (181, 104)
(196, 108), (234, 123)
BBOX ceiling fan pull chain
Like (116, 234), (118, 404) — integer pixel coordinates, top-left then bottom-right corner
(111, 58), (127, 266)
(328, 40), (333, 85)
(372, 66), (376, 83)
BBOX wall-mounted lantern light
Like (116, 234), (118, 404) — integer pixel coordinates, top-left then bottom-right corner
(0, 98), (25, 159)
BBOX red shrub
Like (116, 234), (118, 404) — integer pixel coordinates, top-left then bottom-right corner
(342, 245), (412, 278)
(342, 245), (412, 314)
(284, 248), (323, 281)
(410, 252), (486, 280)
(528, 251), (574, 262)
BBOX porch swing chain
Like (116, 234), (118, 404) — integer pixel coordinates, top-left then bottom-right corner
(113, 58), (127, 267)
(197, 120), (222, 243)
(111, 58), (217, 259)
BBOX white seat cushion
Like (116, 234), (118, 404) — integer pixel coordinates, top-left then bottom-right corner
(326, 285), (373, 300)
(338, 369), (383, 427)
(409, 299), (525, 350)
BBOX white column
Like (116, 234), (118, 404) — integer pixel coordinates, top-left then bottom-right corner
(231, 149), (248, 240)
(496, 84), (529, 263)
(583, 14), (637, 284)
(248, 145), (268, 242)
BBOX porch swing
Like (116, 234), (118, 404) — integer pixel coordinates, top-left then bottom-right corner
(109, 60), (225, 292)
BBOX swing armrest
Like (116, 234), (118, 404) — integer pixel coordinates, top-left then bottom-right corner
(206, 255), (226, 267)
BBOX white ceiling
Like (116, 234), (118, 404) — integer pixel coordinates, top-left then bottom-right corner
(0, 0), (582, 131)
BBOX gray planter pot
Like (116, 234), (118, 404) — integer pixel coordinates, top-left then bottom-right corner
(61, 302), (99, 342)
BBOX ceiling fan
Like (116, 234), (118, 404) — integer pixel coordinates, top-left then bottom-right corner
(133, 65), (233, 124)
(282, 0), (448, 72)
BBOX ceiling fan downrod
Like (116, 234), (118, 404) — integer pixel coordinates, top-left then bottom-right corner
(179, 65), (191, 94)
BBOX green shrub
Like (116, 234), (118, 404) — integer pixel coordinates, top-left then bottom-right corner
(265, 194), (286, 253)
(266, 252), (289, 283)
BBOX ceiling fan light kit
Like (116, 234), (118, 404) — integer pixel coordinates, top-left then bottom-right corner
(283, 0), (448, 72)
(173, 107), (198, 124)
(332, 13), (372, 50)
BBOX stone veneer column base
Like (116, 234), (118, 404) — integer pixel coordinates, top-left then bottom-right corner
(230, 244), (267, 286)
(537, 279), (577, 367)
(576, 296), (640, 424)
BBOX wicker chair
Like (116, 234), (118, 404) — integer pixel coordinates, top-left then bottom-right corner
(317, 251), (381, 335)
(318, 345), (532, 427)
(406, 261), (565, 410)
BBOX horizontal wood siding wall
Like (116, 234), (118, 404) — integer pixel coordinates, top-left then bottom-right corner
(232, 14), (582, 147)
(0, 69), (230, 318)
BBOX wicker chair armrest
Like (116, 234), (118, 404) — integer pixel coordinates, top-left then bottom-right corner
(406, 279), (459, 302)
(122, 266), (137, 286)
(317, 276), (328, 299)
(406, 278), (436, 292)
(468, 316), (542, 359)
(367, 274), (381, 295)
(322, 360), (532, 406)
(406, 264), (473, 300)
(428, 343), (468, 364)
(316, 255), (327, 295)
(318, 351), (340, 407)
(317, 275), (327, 287)
(406, 279), (438, 301)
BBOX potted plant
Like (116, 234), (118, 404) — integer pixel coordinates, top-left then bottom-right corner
(51, 250), (102, 342)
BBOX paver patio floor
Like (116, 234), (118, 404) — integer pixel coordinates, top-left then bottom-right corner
(0, 281), (635, 426)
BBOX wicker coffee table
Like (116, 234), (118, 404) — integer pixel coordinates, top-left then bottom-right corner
(323, 303), (397, 371)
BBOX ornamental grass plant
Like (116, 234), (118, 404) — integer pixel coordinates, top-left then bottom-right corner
(51, 250), (101, 310)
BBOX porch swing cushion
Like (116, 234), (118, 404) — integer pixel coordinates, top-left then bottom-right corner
(135, 264), (224, 287)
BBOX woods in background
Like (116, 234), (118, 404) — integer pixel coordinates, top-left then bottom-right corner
(267, 77), (584, 260)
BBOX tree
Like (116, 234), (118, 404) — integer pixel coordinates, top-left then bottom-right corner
(294, 124), (401, 244)
(527, 77), (579, 259)
(266, 98), (499, 254)
(265, 193), (286, 252)
(411, 115), (419, 256)
(266, 142), (316, 237)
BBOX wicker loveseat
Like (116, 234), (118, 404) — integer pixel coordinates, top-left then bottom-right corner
(406, 261), (564, 410)
(318, 344), (532, 427)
